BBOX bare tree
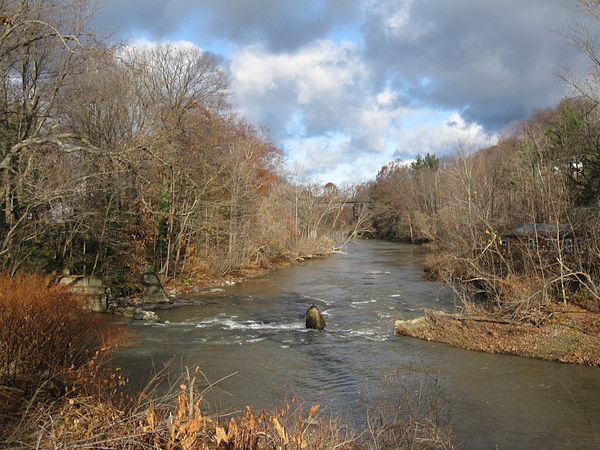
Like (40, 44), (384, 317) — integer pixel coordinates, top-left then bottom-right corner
(0, 0), (100, 268)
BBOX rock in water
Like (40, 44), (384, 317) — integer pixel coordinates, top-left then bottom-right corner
(305, 304), (326, 330)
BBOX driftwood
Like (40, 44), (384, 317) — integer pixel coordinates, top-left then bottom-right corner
(423, 309), (520, 326)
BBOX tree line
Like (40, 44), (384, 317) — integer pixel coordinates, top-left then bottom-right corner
(0, 0), (352, 294)
(361, 95), (600, 321)
(360, 1), (600, 321)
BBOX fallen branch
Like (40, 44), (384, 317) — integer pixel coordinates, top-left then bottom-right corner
(423, 309), (520, 326)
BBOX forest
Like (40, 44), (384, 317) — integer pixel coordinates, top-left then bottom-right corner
(362, 95), (600, 322)
(0, 0), (353, 296)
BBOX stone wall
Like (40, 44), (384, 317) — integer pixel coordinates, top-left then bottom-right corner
(58, 276), (108, 312)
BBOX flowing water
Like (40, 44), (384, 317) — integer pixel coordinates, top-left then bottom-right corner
(115, 240), (600, 449)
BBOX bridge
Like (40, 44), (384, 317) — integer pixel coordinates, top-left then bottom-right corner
(338, 201), (371, 221)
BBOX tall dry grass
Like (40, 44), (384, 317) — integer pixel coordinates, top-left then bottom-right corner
(0, 273), (129, 438)
(363, 374), (455, 450)
(9, 368), (456, 449)
(0, 273), (110, 382)
(9, 367), (358, 449)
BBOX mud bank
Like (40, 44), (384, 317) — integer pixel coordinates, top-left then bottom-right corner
(396, 305), (600, 366)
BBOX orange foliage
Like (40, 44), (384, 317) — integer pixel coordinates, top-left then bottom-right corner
(0, 273), (125, 382)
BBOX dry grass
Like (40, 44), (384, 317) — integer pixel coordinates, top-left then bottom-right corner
(12, 366), (455, 449)
(7, 367), (358, 449)
(362, 374), (454, 450)
(0, 273), (103, 381)
(0, 273), (129, 436)
(396, 303), (600, 366)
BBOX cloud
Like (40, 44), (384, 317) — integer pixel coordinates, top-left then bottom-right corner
(230, 40), (371, 138)
(284, 135), (351, 175)
(96, 0), (596, 132)
(280, 108), (497, 185)
(392, 112), (497, 160)
(95, 0), (360, 52)
(124, 37), (200, 52)
(362, 0), (595, 129)
(230, 38), (501, 184)
(93, 0), (597, 184)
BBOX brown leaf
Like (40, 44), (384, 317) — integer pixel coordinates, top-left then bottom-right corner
(177, 392), (188, 421)
(308, 404), (320, 417)
(215, 426), (229, 445)
(272, 417), (289, 444)
(187, 417), (201, 434)
(144, 402), (156, 431)
(227, 419), (239, 439)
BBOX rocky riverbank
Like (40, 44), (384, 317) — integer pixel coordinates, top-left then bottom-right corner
(163, 253), (328, 297)
(395, 304), (600, 366)
(110, 252), (332, 322)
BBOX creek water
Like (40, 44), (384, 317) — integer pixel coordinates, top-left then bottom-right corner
(115, 240), (600, 449)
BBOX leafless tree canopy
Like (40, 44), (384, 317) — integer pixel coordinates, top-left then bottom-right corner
(0, 1), (355, 291)
(364, 96), (600, 322)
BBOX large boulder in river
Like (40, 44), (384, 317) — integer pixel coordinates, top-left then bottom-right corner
(141, 266), (169, 304)
(305, 304), (326, 330)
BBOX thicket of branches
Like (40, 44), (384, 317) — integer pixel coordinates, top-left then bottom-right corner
(0, 1), (353, 293)
(363, 96), (600, 321)
(362, 2), (600, 321)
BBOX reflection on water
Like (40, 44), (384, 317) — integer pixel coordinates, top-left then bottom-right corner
(115, 240), (600, 449)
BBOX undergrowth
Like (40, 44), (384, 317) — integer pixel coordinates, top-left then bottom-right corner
(0, 273), (109, 381)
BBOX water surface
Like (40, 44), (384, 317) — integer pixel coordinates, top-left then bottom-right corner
(116, 240), (600, 449)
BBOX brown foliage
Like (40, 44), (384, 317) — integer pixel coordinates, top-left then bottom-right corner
(15, 367), (358, 449)
(396, 306), (600, 366)
(0, 274), (108, 382)
(367, 97), (600, 322)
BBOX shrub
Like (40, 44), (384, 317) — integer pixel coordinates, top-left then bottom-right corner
(0, 273), (110, 382)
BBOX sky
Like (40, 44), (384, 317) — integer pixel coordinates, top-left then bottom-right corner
(93, 0), (597, 185)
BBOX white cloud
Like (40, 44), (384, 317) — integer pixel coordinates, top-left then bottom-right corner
(353, 96), (411, 153)
(131, 39), (498, 186)
(281, 108), (497, 185)
(230, 37), (497, 184)
(376, 88), (396, 107)
(126, 38), (201, 52)
(230, 39), (420, 157)
(284, 135), (350, 174)
(230, 39), (368, 136)
(393, 111), (497, 158)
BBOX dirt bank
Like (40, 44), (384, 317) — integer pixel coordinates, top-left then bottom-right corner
(164, 253), (330, 297)
(395, 304), (600, 366)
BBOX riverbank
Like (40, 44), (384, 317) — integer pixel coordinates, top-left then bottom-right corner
(163, 253), (327, 297)
(395, 303), (600, 366)
(1, 266), (455, 449)
(84, 240), (600, 447)
(109, 251), (335, 324)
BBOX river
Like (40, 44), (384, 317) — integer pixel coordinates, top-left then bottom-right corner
(115, 240), (600, 449)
